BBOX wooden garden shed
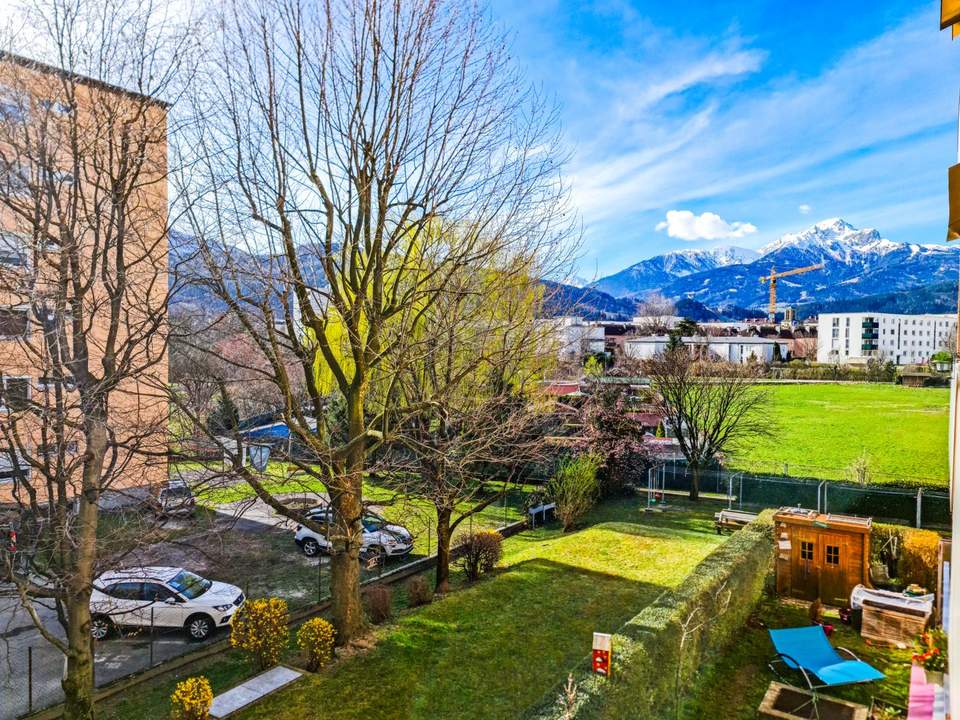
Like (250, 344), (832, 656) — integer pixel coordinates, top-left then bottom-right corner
(774, 508), (872, 606)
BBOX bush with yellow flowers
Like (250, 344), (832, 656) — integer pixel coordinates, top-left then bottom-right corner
(297, 617), (336, 672)
(170, 676), (213, 720)
(229, 597), (289, 671)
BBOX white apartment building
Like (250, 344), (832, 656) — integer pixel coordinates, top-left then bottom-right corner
(816, 312), (956, 366)
(539, 316), (605, 363)
(623, 335), (784, 364)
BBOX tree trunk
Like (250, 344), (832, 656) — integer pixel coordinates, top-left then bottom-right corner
(688, 464), (700, 502)
(328, 387), (366, 645)
(434, 505), (453, 594)
(62, 416), (105, 720)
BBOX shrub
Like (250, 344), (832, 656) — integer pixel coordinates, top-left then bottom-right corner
(405, 575), (433, 607)
(454, 529), (503, 581)
(296, 617), (336, 672)
(364, 583), (393, 623)
(170, 676), (213, 720)
(900, 528), (941, 591)
(229, 597), (289, 671)
(548, 454), (601, 531)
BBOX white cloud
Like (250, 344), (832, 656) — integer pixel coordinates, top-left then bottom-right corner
(655, 210), (757, 241)
(798, 204), (812, 215)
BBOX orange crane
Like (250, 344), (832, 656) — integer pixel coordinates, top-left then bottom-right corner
(759, 263), (824, 322)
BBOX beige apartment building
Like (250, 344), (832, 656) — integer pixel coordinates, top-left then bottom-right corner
(0, 54), (168, 505)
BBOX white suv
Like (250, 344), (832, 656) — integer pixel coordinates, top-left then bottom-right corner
(294, 508), (413, 560)
(89, 566), (244, 641)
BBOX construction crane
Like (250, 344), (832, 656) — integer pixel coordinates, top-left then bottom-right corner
(759, 263), (824, 322)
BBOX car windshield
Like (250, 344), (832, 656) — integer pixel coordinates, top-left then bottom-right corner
(164, 486), (191, 498)
(168, 570), (212, 599)
(362, 518), (383, 532)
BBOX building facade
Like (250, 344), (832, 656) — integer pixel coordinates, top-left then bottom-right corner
(623, 335), (784, 364)
(0, 54), (169, 503)
(816, 312), (956, 366)
(539, 316), (606, 364)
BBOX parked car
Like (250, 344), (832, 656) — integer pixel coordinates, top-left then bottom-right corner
(294, 507), (413, 560)
(89, 566), (244, 641)
(151, 480), (196, 517)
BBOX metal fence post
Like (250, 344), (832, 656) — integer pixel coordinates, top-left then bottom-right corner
(427, 520), (432, 556)
(28, 645), (33, 714)
(916, 488), (923, 528)
(823, 483), (828, 514)
(317, 556), (323, 603)
(149, 608), (155, 667)
(727, 473), (732, 510)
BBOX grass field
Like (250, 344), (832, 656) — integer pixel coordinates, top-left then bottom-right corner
(728, 383), (949, 487)
(683, 595), (911, 719)
(98, 498), (725, 720)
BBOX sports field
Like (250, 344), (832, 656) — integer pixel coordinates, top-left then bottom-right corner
(728, 383), (949, 487)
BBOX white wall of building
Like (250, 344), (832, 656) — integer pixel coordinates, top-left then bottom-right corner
(623, 336), (780, 364)
(539, 316), (606, 363)
(816, 312), (956, 366)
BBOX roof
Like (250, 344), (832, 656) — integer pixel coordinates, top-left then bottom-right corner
(0, 51), (170, 108)
(97, 566), (182, 583)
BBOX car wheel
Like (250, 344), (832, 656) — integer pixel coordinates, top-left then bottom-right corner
(302, 538), (321, 557)
(90, 615), (112, 641)
(185, 613), (214, 641)
(365, 545), (385, 566)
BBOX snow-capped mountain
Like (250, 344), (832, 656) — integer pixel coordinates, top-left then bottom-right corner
(591, 245), (758, 298)
(591, 219), (960, 311)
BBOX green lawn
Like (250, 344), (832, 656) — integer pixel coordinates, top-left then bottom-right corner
(729, 383), (948, 487)
(235, 499), (724, 720)
(99, 498), (725, 720)
(683, 595), (912, 719)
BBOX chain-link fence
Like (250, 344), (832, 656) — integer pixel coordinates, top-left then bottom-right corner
(647, 459), (950, 528)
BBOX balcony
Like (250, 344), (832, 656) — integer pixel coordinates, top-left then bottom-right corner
(861, 321), (879, 329)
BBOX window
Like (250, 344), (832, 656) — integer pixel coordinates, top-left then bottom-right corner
(0, 376), (30, 411)
(142, 583), (176, 602)
(0, 232), (27, 267)
(0, 450), (29, 483)
(0, 157), (31, 197)
(105, 582), (143, 600)
(0, 85), (27, 122)
(826, 545), (840, 565)
(800, 541), (814, 561)
(0, 307), (28, 338)
(38, 98), (73, 116)
(36, 440), (78, 456)
(38, 375), (77, 392)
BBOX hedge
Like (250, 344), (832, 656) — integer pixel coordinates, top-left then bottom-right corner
(523, 510), (775, 720)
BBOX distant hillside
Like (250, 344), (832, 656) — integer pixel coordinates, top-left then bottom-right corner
(796, 279), (959, 317)
(540, 280), (637, 319)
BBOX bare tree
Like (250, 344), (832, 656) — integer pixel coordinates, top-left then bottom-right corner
(173, 0), (570, 643)
(386, 253), (559, 592)
(643, 350), (771, 501)
(633, 292), (677, 334)
(0, 2), (198, 716)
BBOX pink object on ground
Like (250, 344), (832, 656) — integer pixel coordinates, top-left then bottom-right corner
(907, 662), (948, 720)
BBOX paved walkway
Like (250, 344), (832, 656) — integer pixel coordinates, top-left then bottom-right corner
(210, 665), (303, 718)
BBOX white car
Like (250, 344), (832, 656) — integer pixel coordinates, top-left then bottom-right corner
(89, 566), (244, 641)
(294, 508), (413, 560)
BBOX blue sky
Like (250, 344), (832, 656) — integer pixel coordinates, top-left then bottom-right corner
(490, 0), (960, 278)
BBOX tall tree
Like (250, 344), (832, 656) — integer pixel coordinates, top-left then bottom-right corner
(176, 0), (569, 642)
(387, 253), (559, 592)
(643, 350), (771, 501)
(0, 1), (196, 716)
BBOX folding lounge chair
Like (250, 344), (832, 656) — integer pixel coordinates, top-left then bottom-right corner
(768, 626), (884, 719)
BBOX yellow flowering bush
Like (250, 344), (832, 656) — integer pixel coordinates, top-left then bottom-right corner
(229, 597), (289, 670)
(170, 676), (213, 720)
(297, 617), (336, 671)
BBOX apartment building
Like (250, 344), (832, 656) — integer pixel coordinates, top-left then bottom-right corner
(0, 54), (168, 502)
(539, 316), (606, 363)
(816, 312), (956, 366)
(623, 335), (785, 364)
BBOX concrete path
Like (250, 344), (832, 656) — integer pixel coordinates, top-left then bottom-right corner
(210, 665), (303, 718)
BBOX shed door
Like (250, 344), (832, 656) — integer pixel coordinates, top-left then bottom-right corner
(793, 530), (818, 601)
(819, 533), (846, 605)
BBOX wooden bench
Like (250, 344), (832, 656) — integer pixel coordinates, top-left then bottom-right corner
(714, 509), (758, 534)
(528, 502), (556, 528)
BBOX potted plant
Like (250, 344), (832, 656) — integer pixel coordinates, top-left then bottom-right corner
(869, 697), (905, 719)
(912, 630), (947, 686)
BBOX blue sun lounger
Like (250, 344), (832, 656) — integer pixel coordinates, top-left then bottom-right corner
(768, 626), (884, 717)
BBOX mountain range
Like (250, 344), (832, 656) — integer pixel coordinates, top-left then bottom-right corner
(589, 218), (960, 316)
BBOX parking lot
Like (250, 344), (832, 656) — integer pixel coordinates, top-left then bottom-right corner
(0, 494), (422, 719)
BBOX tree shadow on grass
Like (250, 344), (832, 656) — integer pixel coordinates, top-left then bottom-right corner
(238, 558), (664, 720)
